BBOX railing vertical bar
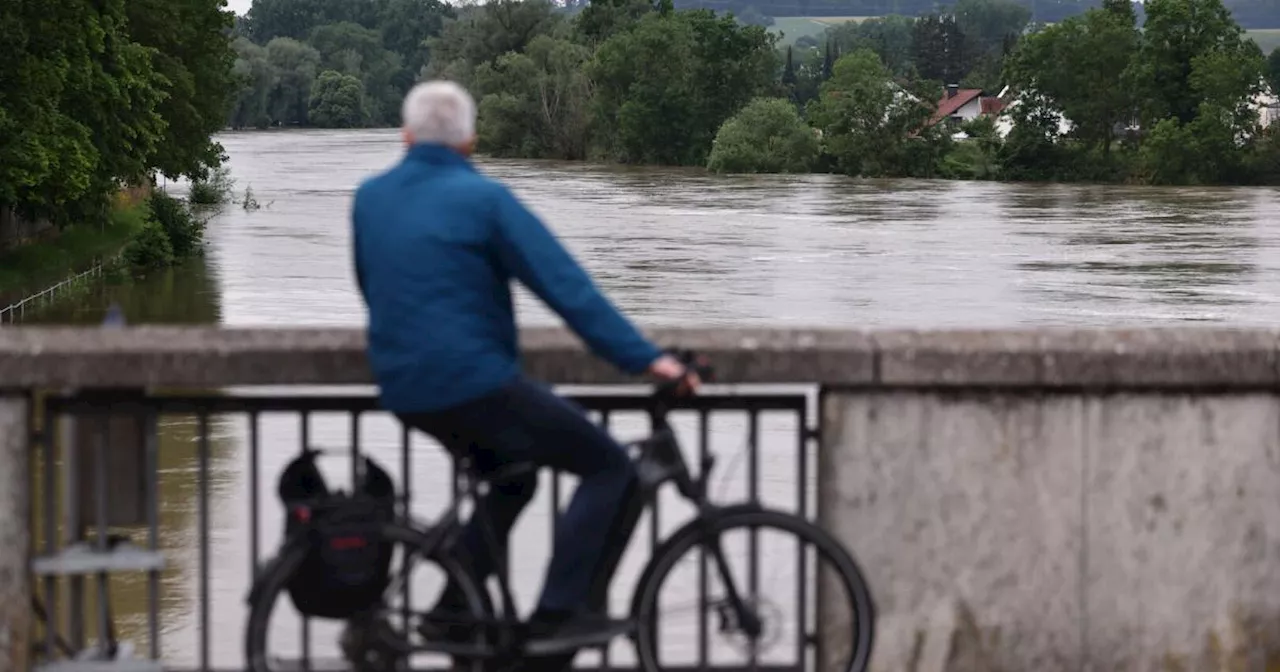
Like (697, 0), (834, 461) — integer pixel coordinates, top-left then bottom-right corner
(796, 406), (809, 672)
(249, 412), (261, 571)
(599, 410), (612, 672)
(351, 410), (362, 483)
(144, 411), (160, 659)
(300, 411), (311, 669)
(649, 409), (661, 552)
(747, 409), (760, 672)
(41, 402), (58, 659)
(198, 410), (211, 672)
(63, 410), (84, 650)
(401, 423), (412, 633)
(551, 467), (560, 539)
(697, 409), (710, 670)
(94, 415), (111, 654)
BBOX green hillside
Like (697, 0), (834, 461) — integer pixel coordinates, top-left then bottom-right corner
(770, 16), (1280, 53)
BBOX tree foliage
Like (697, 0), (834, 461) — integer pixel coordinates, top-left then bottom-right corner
(0, 0), (235, 227)
(218, 0), (1280, 186)
(707, 97), (820, 173)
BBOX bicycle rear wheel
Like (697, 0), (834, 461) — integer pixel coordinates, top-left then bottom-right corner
(633, 508), (875, 672)
(244, 521), (492, 672)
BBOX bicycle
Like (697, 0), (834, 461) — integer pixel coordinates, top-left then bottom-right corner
(244, 351), (876, 672)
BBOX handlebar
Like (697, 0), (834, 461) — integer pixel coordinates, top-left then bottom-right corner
(640, 348), (716, 502)
(653, 347), (716, 400)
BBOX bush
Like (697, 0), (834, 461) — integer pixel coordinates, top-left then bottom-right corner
(122, 220), (175, 270)
(707, 98), (820, 174)
(148, 191), (205, 258)
(189, 165), (234, 205)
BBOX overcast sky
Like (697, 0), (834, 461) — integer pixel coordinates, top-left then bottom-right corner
(227, 0), (251, 15)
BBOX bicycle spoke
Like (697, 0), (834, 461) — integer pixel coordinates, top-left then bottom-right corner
(634, 510), (874, 672)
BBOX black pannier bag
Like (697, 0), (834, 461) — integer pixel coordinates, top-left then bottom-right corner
(276, 449), (397, 619)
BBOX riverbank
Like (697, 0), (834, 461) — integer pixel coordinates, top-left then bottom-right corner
(0, 204), (147, 303)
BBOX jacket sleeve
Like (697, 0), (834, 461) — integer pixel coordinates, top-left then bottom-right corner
(350, 188), (369, 301)
(489, 185), (662, 375)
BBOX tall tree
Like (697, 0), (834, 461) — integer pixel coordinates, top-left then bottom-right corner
(912, 13), (969, 84)
(953, 0), (1030, 57)
(124, 0), (238, 180)
(1004, 0), (1139, 155)
(1130, 0), (1256, 125)
(807, 48), (936, 176)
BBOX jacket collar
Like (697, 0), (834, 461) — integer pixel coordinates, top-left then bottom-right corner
(405, 143), (476, 170)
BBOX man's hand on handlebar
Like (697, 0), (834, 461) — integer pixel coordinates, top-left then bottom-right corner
(647, 350), (708, 395)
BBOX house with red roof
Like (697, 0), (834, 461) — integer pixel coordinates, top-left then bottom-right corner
(928, 85), (1007, 128)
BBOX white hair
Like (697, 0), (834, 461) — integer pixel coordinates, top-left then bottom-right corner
(401, 80), (477, 146)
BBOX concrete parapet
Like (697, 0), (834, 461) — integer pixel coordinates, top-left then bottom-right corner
(2, 326), (1280, 388)
(3, 326), (1280, 670)
(0, 395), (29, 672)
(822, 390), (1280, 671)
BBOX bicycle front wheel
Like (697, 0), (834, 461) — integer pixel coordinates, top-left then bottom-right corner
(633, 508), (875, 672)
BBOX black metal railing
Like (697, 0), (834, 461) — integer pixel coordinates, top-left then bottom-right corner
(29, 387), (818, 672)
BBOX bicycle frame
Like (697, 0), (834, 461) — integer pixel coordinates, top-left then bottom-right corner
(404, 392), (762, 653)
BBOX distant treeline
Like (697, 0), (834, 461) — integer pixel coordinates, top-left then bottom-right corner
(670, 0), (1277, 26)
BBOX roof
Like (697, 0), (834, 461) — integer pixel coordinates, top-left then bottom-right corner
(929, 88), (983, 125)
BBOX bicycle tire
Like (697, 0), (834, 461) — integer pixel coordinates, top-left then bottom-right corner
(632, 508), (875, 672)
(243, 520), (493, 672)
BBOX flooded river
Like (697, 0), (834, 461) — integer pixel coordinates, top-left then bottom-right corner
(22, 128), (1280, 669)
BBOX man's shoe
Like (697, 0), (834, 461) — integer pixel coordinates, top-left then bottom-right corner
(522, 613), (635, 656)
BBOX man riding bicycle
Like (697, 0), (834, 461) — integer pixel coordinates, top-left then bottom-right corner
(350, 80), (699, 655)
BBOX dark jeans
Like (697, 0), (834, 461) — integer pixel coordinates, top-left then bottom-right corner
(398, 375), (638, 614)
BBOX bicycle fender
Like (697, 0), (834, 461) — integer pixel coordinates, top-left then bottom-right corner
(245, 539), (307, 606)
(628, 502), (766, 618)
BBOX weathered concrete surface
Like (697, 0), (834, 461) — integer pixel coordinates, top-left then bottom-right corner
(0, 395), (30, 672)
(821, 390), (1280, 672)
(2, 326), (1280, 388)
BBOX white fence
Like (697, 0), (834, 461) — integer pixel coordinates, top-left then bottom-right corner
(0, 263), (106, 325)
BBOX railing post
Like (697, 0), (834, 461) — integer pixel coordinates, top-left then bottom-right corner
(0, 392), (31, 672)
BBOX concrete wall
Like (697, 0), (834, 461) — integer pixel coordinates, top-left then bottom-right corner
(822, 391), (1280, 672)
(5, 327), (1280, 671)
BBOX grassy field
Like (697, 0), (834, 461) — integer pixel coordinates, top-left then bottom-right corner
(770, 16), (873, 42)
(771, 17), (1280, 52)
(1248, 29), (1280, 53)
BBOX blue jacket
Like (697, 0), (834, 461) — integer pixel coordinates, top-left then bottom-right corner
(351, 143), (662, 413)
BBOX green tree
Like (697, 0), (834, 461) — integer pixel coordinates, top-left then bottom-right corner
(29, 0), (168, 225)
(308, 70), (370, 127)
(574, 0), (665, 44)
(707, 97), (819, 173)
(229, 38), (275, 129)
(422, 0), (565, 86)
(590, 10), (778, 165)
(1004, 0), (1139, 156)
(308, 22), (404, 124)
(474, 35), (595, 159)
(912, 13), (969, 84)
(265, 37), (323, 125)
(245, 0), (380, 43)
(124, 0), (237, 181)
(827, 15), (916, 76)
(0, 0), (97, 221)
(953, 0), (1030, 57)
(375, 0), (452, 74)
(806, 48), (937, 176)
(1130, 0), (1256, 126)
